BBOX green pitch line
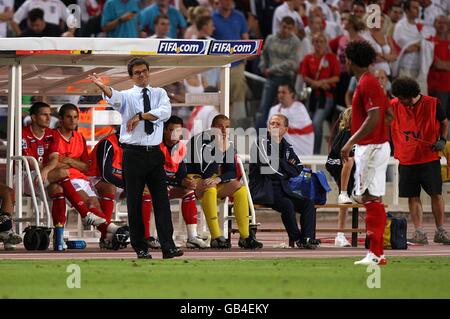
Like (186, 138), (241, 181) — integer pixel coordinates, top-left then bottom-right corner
(0, 257), (449, 298)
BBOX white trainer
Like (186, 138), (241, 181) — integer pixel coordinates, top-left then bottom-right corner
(334, 233), (351, 247)
(338, 193), (352, 204)
(4, 243), (16, 250)
(186, 235), (208, 249)
(82, 212), (106, 227)
(354, 252), (381, 265)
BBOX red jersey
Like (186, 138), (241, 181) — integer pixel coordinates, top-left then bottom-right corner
(300, 52), (340, 97)
(53, 129), (89, 180)
(351, 72), (389, 145)
(22, 126), (58, 165)
(390, 96), (441, 165)
(428, 36), (450, 92)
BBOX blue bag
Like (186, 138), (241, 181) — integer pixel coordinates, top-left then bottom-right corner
(289, 168), (331, 205)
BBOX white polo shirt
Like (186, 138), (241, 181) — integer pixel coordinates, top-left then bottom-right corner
(14, 0), (69, 26)
(0, 0), (14, 37)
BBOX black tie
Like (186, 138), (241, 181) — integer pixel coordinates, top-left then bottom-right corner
(142, 88), (154, 135)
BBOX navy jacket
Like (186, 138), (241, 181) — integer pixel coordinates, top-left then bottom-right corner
(185, 130), (237, 183)
(249, 134), (305, 205)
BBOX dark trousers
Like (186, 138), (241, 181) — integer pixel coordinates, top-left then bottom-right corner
(122, 147), (175, 253)
(269, 184), (316, 241)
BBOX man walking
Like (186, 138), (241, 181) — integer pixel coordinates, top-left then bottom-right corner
(89, 58), (183, 259)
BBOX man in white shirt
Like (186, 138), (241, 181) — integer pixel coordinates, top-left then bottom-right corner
(272, 0), (305, 38)
(267, 83), (314, 156)
(419, 0), (444, 38)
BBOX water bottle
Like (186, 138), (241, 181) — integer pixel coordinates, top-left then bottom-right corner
(53, 224), (65, 251)
(66, 240), (87, 249)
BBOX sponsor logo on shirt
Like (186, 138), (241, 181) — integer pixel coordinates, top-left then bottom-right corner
(208, 41), (259, 55)
(157, 40), (207, 54)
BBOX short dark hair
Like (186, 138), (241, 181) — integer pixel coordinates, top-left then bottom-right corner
(391, 77), (421, 98)
(345, 40), (376, 68)
(270, 113), (289, 127)
(403, 0), (419, 11)
(58, 103), (79, 118)
(29, 102), (50, 116)
(211, 114), (229, 127)
(164, 115), (184, 128)
(28, 8), (44, 23)
(127, 57), (150, 77)
(278, 82), (295, 94)
(352, 0), (366, 8)
(280, 16), (295, 26)
(195, 15), (212, 31)
(154, 14), (169, 27)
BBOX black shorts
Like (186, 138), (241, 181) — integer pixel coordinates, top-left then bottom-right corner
(399, 160), (442, 197)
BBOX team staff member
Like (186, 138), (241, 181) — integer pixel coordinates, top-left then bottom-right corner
(89, 57), (182, 260)
(390, 77), (450, 245)
(341, 41), (391, 266)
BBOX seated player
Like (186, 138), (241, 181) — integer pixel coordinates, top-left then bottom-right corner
(186, 114), (263, 249)
(0, 184), (22, 250)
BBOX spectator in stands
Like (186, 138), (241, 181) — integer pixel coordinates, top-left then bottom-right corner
(254, 0), (283, 39)
(256, 16), (302, 131)
(433, 0), (450, 15)
(307, 5), (342, 40)
(267, 83), (314, 155)
(20, 8), (63, 37)
(195, 15), (220, 88)
(140, 0), (187, 38)
(326, 107), (354, 247)
(0, 0), (14, 38)
(362, 13), (398, 77)
(386, 3), (404, 37)
(428, 15), (450, 126)
(330, 13), (365, 110)
(305, 0), (335, 23)
(0, 184), (22, 251)
(148, 14), (170, 38)
(11, 0), (74, 36)
(272, 0), (305, 39)
(351, 0), (366, 19)
(212, 0), (249, 126)
(392, 0), (435, 93)
(418, 0), (445, 38)
(300, 32), (340, 154)
(186, 114), (263, 249)
(101, 0), (140, 38)
(249, 113), (319, 249)
(184, 5), (211, 39)
(391, 77), (450, 245)
(82, 0), (106, 37)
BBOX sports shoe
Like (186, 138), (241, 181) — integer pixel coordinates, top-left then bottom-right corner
(338, 193), (352, 204)
(296, 237), (320, 249)
(434, 229), (450, 244)
(186, 236), (208, 249)
(210, 236), (231, 249)
(111, 226), (130, 250)
(334, 233), (351, 247)
(147, 236), (161, 249)
(99, 238), (113, 250)
(82, 212), (106, 227)
(4, 243), (16, 250)
(0, 230), (23, 245)
(408, 230), (429, 244)
(354, 252), (385, 265)
(238, 236), (263, 249)
(137, 250), (152, 259)
(162, 247), (184, 259)
(378, 254), (388, 265)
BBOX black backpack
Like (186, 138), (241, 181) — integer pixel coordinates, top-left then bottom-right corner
(365, 213), (408, 250)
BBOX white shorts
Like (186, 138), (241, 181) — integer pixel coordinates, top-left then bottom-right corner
(20, 171), (48, 200)
(353, 142), (390, 197)
(71, 178), (97, 197)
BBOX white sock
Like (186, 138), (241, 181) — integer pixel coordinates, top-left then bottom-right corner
(106, 223), (119, 233)
(340, 191), (347, 195)
(186, 224), (198, 239)
(337, 232), (344, 237)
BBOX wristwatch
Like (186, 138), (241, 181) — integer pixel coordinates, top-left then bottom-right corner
(138, 112), (143, 120)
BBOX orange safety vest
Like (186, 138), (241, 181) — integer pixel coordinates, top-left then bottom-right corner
(86, 133), (123, 180)
(77, 100), (115, 145)
(160, 141), (186, 177)
(391, 96), (441, 165)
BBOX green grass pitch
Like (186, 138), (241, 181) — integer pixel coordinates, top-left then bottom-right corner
(1, 257), (450, 298)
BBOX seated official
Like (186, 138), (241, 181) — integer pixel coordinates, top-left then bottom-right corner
(249, 114), (319, 249)
(186, 114), (263, 249)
